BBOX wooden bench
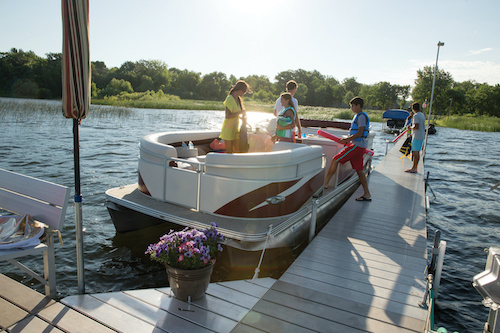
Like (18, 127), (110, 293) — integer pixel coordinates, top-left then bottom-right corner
(0, 168), (71, 298)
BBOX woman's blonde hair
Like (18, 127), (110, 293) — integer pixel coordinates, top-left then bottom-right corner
(229, 80), (251, 109)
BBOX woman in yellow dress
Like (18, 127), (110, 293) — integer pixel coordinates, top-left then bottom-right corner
(220, 80), (252, 153)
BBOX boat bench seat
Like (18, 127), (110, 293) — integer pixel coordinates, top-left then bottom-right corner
(204, 144), (323, 180)
(140, 130), (221, 164)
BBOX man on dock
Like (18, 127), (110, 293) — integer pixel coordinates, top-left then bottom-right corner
(405, 102), (426, 174)
(324, 96), (371, 202)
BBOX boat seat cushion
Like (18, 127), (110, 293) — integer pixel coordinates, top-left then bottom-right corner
(204, 145), (323, 180)
(141, 133), (178, 159)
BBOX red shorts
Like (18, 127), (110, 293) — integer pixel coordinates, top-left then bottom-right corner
(334, 144), (365, 171)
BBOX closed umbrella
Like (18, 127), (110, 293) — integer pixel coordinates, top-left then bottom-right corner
(62, 0), (90, 294)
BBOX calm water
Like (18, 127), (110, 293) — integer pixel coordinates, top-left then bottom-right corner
(1, 98), (499, 332)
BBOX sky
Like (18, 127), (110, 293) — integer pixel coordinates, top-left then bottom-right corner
(1, 0), (499, 88)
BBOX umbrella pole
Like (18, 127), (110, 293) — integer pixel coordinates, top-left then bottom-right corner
(73, 118), (85, 294)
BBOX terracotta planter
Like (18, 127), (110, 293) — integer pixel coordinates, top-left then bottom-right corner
(165, 262), (214, 301)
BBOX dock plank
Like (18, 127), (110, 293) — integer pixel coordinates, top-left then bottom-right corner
(0, 274), (115, 333)
(59, 278), (277, 333)
(61, 294), (160, 332)
(271, 280), (425, 331)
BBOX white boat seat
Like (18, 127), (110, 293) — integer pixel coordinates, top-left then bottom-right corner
(205, 145), (323, 180)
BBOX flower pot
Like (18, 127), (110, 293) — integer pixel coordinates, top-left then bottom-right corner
(165, 262), (214, 301)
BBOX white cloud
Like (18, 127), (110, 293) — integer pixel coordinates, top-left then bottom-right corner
(442, 60), (500, 85)
(470, 48), (493, 55)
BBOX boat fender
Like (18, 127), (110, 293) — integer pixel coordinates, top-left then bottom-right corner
(317, 130), (374, 156)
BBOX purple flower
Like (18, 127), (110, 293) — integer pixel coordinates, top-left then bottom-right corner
(145, 224), (225, 269)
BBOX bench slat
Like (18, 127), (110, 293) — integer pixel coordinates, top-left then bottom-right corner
(0, 188), (67, 230)
(0, 169), (71, 230)
(0, 169), (70, 208)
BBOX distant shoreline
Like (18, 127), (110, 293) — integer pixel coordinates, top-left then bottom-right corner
(1, 97), (498, 132)
(91, 98), (500, 132)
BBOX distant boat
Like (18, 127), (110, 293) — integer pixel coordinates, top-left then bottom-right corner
(427, 123), (437, 134)
(382, 109), (410, 134)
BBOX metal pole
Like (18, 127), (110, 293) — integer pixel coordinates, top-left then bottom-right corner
(447, 98), (453, 120)
(423, 41), (444, 160)
(73, 119), (85, 294)
(309, 199), (319, 242)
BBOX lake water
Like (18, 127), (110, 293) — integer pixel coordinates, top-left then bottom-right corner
(0, 97), (498, 332)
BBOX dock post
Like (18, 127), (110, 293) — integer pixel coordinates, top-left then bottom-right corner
(309, 199), (319, 242)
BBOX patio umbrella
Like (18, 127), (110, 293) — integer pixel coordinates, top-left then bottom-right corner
(62, 0), (90, 294)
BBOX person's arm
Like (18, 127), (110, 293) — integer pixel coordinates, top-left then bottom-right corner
(225, 106), (245, 119)
(339, 126), (365, 144)
(296, 115), (302, 137)
(276, 110), (296, 130)
(293, 100), (302, 136)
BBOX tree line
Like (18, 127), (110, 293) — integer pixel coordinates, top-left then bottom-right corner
(1, 48), (499, 117)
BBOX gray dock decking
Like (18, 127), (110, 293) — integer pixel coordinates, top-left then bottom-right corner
(1, 140), (429, 332)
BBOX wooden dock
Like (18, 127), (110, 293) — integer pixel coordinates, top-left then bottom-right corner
(0, 140), (429, 332)
(231, 143), (428, 332)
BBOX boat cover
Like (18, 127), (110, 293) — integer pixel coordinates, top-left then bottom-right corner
(383, 109), (410, 120)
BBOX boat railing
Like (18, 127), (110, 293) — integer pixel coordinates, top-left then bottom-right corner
(140, 144), (324, 213)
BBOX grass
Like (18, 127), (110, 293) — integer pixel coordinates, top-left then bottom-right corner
(435, 115), (500, 132)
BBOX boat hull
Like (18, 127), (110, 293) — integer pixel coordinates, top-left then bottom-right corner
(105, 168), (363, 253)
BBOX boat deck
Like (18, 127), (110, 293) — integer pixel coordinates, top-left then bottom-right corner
(1, 140), (429, 332)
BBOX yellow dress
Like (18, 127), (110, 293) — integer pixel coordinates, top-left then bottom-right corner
(220, 94), (242, 140)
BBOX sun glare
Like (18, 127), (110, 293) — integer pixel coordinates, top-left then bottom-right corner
(226, 0), (285, 16)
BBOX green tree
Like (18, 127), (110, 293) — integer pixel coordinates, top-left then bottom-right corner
(243, 75), (272, 95)
(412, 66), (453, 115)
(342, 77), (361, 96)
(12, 79), (38, 98)
(447, 82), (470, 115)
(344, 90), (356, 106)
(99, 78), (133, 97)
(0, 48), (40, 97)
(394, 85), (410, 109)
(331, 85), (345, 107)
(91, 61), (111, 89)
(138, 75), (154, 92)
(468, 83), (498, 116)
(33, 53), (62, 98)
(368, 82), (398, 110)
(168, 68), (201, 99)
(198, 72), (230, 101)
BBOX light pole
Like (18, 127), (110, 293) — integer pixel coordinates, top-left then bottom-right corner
(423, 41), (444, 159)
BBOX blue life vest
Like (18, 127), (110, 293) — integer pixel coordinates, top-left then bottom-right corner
(349, 112), (369, 142)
